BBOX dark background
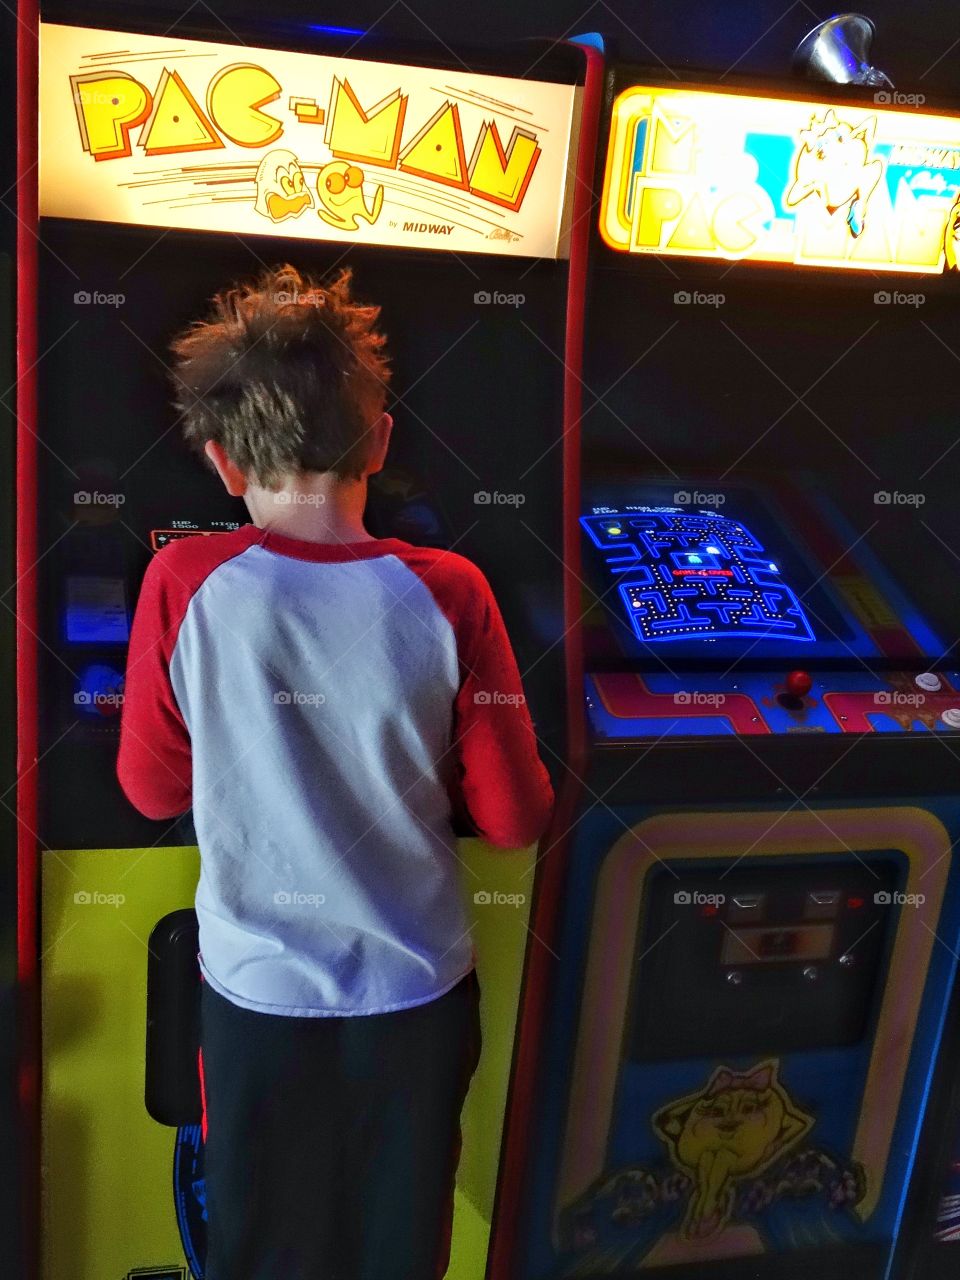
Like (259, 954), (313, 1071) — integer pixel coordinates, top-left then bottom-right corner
(21, 0), (960, 91)
(4, 3), (960, 1278)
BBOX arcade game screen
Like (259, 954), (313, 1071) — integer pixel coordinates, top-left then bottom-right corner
(579, 479), (940, 668)
(582, 503), (815, 646)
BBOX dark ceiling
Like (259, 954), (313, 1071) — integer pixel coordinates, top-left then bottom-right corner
(28, 2), (960, 92)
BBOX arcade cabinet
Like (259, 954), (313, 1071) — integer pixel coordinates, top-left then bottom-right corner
(492, 17), (960, 1280)
(1, 243), (19, 1280)
(15, 8), (601, 1278)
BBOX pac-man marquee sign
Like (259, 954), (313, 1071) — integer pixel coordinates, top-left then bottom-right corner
(600, 83), (960, 273)
(39, 23), (580, 258)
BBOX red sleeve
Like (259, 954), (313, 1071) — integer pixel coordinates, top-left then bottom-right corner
(117, 552), (193, 820)
(402, 549), (554, 849)
(117, 525), (260, 820)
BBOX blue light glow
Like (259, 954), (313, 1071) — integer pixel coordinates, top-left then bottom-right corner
(581, 506), (814, 645)
(306, 23), (366, 36)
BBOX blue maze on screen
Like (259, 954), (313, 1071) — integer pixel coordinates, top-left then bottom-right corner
(581, 506), (815, 644)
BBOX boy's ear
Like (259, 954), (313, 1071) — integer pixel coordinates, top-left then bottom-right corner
(363, 413), (394, 477)
(204, 440), (248, 497)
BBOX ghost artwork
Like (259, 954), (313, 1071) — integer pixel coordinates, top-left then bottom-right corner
(254, 150), (313, 223)
(315, 161), (384, 232)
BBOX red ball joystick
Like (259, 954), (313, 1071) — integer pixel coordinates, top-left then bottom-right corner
(785, 670), (813, 700)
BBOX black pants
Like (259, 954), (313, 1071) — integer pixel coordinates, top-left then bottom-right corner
(199, 972), (482, 1280)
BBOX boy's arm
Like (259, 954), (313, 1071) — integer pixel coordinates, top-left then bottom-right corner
(451, 569), (554, 849)
(117, 556), (193, 820)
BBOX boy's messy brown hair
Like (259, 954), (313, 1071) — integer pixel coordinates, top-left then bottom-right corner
(170, 264), (391, 486)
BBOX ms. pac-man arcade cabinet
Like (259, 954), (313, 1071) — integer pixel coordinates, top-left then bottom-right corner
(14, 7), (602, 1278)
(492, 24), (960, 1280)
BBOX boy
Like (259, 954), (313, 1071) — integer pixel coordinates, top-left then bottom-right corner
(117, 265), (553, 1280)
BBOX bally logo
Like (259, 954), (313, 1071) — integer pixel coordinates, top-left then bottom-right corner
(403, 221), (455, 235)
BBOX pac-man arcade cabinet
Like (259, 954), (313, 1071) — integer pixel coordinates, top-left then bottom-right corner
(492, 38), (960, 1280)
(15, 8), (602, 1277)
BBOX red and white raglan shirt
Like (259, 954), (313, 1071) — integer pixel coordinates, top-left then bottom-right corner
(117, 526), (553, 1017)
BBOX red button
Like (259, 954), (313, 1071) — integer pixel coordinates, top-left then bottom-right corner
(786, 670), (813, 699)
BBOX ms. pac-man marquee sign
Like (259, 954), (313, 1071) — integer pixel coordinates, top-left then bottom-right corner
(39, 23), (579, 258)
(600, 83), (960, 273)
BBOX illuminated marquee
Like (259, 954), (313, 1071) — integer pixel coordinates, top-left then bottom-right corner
(39, 23), (579, 258)
(600, 83), (960, 273)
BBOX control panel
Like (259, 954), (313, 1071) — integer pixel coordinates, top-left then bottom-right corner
(587, 671), (960, 737)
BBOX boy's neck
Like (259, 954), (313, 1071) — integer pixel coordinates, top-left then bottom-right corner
(244, 471), (373, 545)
